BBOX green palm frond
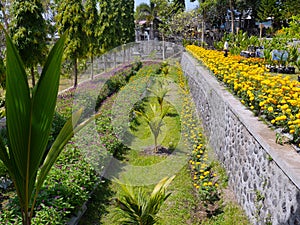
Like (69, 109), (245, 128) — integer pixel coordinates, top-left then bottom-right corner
(0, 30), (86, 224)
(114, 176), (175, 225)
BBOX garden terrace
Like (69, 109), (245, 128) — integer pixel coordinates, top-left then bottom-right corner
(182, 47), (300, 224)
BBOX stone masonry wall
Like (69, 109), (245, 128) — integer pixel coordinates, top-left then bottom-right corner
(181, 52), (300, 225)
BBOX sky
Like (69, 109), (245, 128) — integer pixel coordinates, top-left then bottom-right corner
(134, 0), (199, 11)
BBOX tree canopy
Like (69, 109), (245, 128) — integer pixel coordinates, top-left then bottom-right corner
(9, 0), (47, 86)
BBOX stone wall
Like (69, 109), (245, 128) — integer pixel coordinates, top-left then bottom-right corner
(181, 52), (300, 225)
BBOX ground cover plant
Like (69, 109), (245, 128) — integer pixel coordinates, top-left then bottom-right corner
(187, 45), (300, 147)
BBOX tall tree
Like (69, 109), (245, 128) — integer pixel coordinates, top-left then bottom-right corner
(257, 0), (278, 37)
(10, 0), (47, 87)
(84, 0), (99, 79)
(56, 0), (87, 88)
(280, 0), (300, 20)
(173, 0), (186, 13)
(119, 0), (135, 44)
(98, 0), (119, 52)
(98, 0), (135, 52)
(0, 1), (9, 29)
(135, 1), (158, 40)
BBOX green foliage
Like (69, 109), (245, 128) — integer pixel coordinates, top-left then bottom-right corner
(56, 0), (87, 87)
(0, 144), (99, 224)
(0, 32), (84, 225)
(0, 158), (7, 177)
(9, 0), (48, 86)
(56, 0), (86, 60)
(282, 15), (300, 39)
(48, 112), (67, 148)
(201, 202), (250, 225)
(84, 0), (99, 57)
(257, 0), (278, 22)
(280, 0), (300, 19)
(96, 103), (129, 159)
(119, 0), (135, 44)
(98, 0), (134, 53)
(96, 62), (143, 110)
(0, 56), (5, 88)
(172, 0), (185, 13)
(113, 176), (175, 225)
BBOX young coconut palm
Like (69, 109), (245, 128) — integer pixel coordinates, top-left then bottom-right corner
(136, 104), (169, 153)
(147, 79), (170, 114)
(0, 30), (86, 225)
(114, 176), (175, 225)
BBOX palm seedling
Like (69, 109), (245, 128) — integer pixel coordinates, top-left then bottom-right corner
(136, 104), (169, 153)
(114, 176), (175, 225)
(0, 30), (89, 224)
(147, 79), (169, 114)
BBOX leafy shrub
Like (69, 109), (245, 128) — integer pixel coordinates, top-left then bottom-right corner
(0, 159), (7, 177)
(0, 145), (99, 224)
(96, 61), (142, 110)
(47, 112), (67, 148)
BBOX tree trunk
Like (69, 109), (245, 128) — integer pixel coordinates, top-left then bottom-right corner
(91, 55), (94, 80)
(259, 23), (263, 38)
(0, 5), (9, 30)
(229, 0), (234, 34)
(201, 20), (205, 47)
(162, 34), (165, 60)
(31, 67), (35, 87)
(22, 211), (31, 225)
(74, 58), (78, 88)
(154, 135), (158, 153)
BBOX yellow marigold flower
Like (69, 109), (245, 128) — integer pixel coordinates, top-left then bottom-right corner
(290, 129), (295, 134)
(204, 171), (210, 176)
(281, 104), (289, 110)
(267, 106), (273, 112)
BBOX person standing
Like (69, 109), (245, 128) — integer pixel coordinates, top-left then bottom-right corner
(224, 39), (229, 57)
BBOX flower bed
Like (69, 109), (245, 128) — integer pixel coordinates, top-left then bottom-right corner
(186, 45), (300, 146)
(177, 64), (220, 212)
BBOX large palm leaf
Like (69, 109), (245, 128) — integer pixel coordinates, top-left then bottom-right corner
(0, 31), (84, 225)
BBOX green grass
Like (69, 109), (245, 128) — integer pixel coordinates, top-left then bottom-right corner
(125, 149), (167, 166)
(129, 96), (181, 151)
(200, 203), (250, 225)
(158, 165), (201, 225)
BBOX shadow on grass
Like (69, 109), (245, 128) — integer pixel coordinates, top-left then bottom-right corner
(78, 179), (115, 225)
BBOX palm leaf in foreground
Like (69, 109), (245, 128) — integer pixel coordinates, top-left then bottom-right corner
(0, 31), (85, 225)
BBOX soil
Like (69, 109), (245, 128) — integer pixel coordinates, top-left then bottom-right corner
(140, 145), (173, 156)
